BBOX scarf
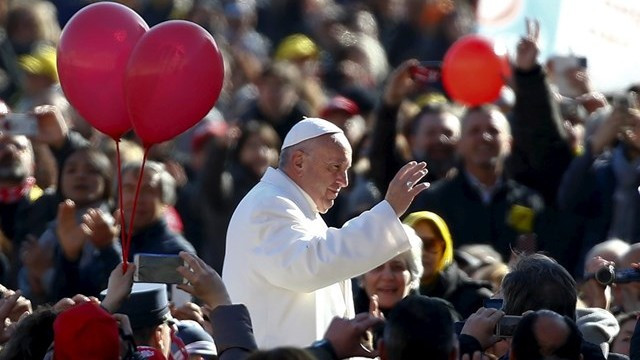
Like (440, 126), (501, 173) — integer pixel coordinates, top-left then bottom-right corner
(0, 177), (35, 204)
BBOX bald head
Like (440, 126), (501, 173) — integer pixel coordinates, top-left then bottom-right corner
(511, 310), (582, 360)
(534, 310), (571, 356)
(620, 243), (640, 268)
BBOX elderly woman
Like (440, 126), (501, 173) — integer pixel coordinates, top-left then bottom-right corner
(355, 225), (423, 315)
(403, 211), (493, 319)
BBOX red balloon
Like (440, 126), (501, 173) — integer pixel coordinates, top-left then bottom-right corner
(57, 2), (148, 139)
(125, 21), (224, 146)
(442, 35), (511, 106)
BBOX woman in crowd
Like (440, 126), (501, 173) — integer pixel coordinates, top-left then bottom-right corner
(195, 120), (280, 273)
(20, 146), (120, 303)
(403, 211), (493, 318)
(354, 225), (423, 316)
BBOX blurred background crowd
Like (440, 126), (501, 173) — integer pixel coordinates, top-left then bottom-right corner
(0, 0), (640, 359)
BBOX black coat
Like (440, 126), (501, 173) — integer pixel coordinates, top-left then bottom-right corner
(419, 263), (492, 319)
(410, 170), (544, 261)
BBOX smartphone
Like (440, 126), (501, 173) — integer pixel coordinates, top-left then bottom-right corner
(612, 91), (638, 111)
(410, 61), (442, 86)
(549, 55), (588, 98)
(134, 253), (187, 284)
(483, 298), (504, 310)
(0, 113), (38, 136)
(496, 315), (522, 338)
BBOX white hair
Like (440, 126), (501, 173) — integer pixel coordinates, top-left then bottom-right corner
(398, 224), (424, 290)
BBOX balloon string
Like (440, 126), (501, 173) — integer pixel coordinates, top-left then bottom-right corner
(124, 147), (149, 267)
(116, 140), (128, 273)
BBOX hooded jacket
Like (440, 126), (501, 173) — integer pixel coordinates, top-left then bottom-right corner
(404, 211), (492, 319)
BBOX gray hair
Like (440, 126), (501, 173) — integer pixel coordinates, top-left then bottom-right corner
(120, 160), (176, 206)
(399, 225), (424, 290)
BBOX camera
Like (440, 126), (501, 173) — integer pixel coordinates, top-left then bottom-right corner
(594, 265), (640, 285)
(454, 313), (522, 338)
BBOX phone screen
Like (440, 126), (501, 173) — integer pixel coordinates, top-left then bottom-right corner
(483, 298), (504, 310)
(496, 315), (521, 338)
(134, 254), (186, 284)
(1, 113), (38, 136)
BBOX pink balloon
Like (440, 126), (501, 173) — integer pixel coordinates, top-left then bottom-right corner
(57, 2), (148, 139)
(125, 20), (224, 146)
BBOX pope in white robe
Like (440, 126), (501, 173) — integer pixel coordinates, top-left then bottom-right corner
(223, 118), (429, 348)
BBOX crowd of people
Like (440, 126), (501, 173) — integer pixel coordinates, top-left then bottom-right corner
(0, 0), (639, 359)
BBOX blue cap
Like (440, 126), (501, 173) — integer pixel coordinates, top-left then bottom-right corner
(101, 283), (171, 330)
(172, 320), (217, 359)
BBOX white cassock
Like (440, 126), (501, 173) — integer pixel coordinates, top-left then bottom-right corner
(223, 167), (411, 348)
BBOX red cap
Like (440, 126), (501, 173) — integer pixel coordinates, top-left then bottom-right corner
(320, 96), (360, 119)
(53, 303), (119, 360)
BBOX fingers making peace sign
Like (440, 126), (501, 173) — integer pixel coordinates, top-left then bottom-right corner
(515, 18), (540, 72)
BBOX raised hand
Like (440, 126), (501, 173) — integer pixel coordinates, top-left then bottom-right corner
(84, 208), (117, 249)
(101, 262), (135, 313)
(385, 161), (430, 217)
(32, 105), (68, 149)
(177, 252), (231, 311)
(383, 59), (421, 106)
(515, 18), (540, 72)
(323, 313), (384, 359)
(56, 200), (91, 261)
(0, 291), (23, 344)
(461, 307), (504, 350)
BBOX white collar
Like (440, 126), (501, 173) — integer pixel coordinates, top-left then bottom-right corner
(262, 167), (319, 214)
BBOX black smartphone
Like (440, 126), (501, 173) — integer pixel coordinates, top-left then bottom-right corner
(134, 253), (187, 284)
(496, 315), (522, 338)
(484, 298), (504, 310)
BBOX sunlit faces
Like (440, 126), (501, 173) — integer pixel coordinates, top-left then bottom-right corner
(411, 220), (445, 279)
(239, 132), (279, 177)
(411, 111), (461, 161)
(0, 135), (33, 183)
(121, 168), (165, 232)
(611, 316), (637, 356)
(457, 108), (511, 168)
(60, 150), (107, 208)
(363, 255), (412, 310)
(296, 134), (352, 214)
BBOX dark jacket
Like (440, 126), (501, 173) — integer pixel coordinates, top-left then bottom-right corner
(410, 169), (544, 260)
(210, 304), (339, 360)
(459, 335), (605, 360)
(179, 138), (261, 274)
(507, 64), (583, 274)
(508, 65), (574, 205)
(557, 144), (640, 275)
(419, 263), (492, 319)
(127, 219), (195, 261)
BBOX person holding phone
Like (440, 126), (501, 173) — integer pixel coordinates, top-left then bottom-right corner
(559, 92), (640, 255)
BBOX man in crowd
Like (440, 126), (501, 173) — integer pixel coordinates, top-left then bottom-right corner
(223, 117), (429, 347)
(120, 161), (195, 259)
(411, 105), (544, 259)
